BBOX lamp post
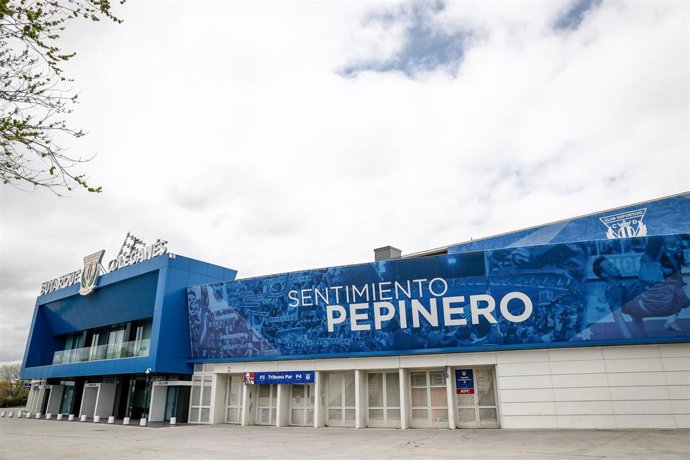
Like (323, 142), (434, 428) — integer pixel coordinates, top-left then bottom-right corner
(143, 368), (152, 420)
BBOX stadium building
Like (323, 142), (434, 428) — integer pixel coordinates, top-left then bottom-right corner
(19, 193), (690, 429)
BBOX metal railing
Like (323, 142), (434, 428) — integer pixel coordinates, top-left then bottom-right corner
(52, 339), (150, 365)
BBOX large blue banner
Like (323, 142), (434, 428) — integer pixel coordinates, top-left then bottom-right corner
(187, 233), (690, 361)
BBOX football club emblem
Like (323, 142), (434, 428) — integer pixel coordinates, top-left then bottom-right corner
(599, 208), (648, 239)
(79, 250), (105, 296)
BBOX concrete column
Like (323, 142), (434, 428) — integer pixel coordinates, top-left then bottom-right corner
(36, 386), (46, 415)
(148, 385), (166, 422)
(241, 384), (256, 426)
(26, 388), (35, 413)
(399, 368), (410, 430)
(446, 367), (456, 430)
(47, 385), (64, 415)
(314, 371), (325, 428)
(276, 384), (290, 427)
(355, 370), (367, 429)
(212, 374), (228, 425)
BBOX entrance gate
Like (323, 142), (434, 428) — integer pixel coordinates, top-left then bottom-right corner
(367, 372), (401, 428)
(225, 375), (243, 424)
(255, 384), (277, 425)
(289, 384), (314, 426)
(326, 372), (355, 427)
(456, 368), (499, 428)
(410, 370), (448, 428)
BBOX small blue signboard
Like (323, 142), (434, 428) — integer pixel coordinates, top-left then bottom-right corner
(455, 369), (474, 395)
(243, 371), (315, 385)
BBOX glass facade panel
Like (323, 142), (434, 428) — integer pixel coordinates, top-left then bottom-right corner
(59, 385), (74, 414)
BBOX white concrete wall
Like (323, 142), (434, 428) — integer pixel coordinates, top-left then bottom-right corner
(46, 385), (64, 414)
(496, 343), (690, 429)
(199, 343), (689, 429)
(80, 386), (98, 417)
(95, 383), (116, 418)
(149, 385), (167, 422)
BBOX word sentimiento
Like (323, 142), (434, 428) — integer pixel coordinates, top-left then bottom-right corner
(287, 278), (533, 333)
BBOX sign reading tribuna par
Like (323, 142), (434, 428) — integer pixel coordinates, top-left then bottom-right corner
(39, 233), (167, 296)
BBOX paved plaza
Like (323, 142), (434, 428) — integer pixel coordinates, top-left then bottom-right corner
(1, 415), (689, 459)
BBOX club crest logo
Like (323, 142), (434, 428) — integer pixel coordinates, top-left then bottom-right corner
(599, 208), (648, 239)
(79, 250), (105, 296)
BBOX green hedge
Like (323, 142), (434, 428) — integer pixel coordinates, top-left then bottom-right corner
(0, 395), (28, 408)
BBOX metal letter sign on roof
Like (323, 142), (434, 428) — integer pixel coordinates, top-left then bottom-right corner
(79, 250), (105, 296)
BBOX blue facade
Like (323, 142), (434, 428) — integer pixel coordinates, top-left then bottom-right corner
(21, 254), (237, 380)
(449, 192), (690, 254)
(21, 193), (690, 380)
(186, 194), (690, 363)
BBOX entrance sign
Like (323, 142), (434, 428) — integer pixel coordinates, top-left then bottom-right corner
(243, 371), (315, 385)
(38, 233), (168, 295)
(455, 369), (474, 395)
(40, 269), (82, 295)
(107, 234), (167, 272)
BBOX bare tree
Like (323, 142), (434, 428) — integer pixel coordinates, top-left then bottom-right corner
(1, 0), (123, 194)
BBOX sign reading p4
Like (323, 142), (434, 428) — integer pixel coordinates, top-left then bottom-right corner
(456, 369), (474, 395)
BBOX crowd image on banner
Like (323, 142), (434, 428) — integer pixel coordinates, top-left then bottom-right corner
(187, 233), (690, 361)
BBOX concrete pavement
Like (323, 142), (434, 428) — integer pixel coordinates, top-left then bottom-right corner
(1, 416), (689, 459)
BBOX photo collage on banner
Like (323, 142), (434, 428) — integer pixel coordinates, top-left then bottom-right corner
(187, 233), (690, 361)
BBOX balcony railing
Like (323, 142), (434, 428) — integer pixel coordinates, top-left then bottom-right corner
(52, 339), (150, 365)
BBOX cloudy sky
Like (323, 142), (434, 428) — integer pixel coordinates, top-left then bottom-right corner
(0, 0), (688, 364)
